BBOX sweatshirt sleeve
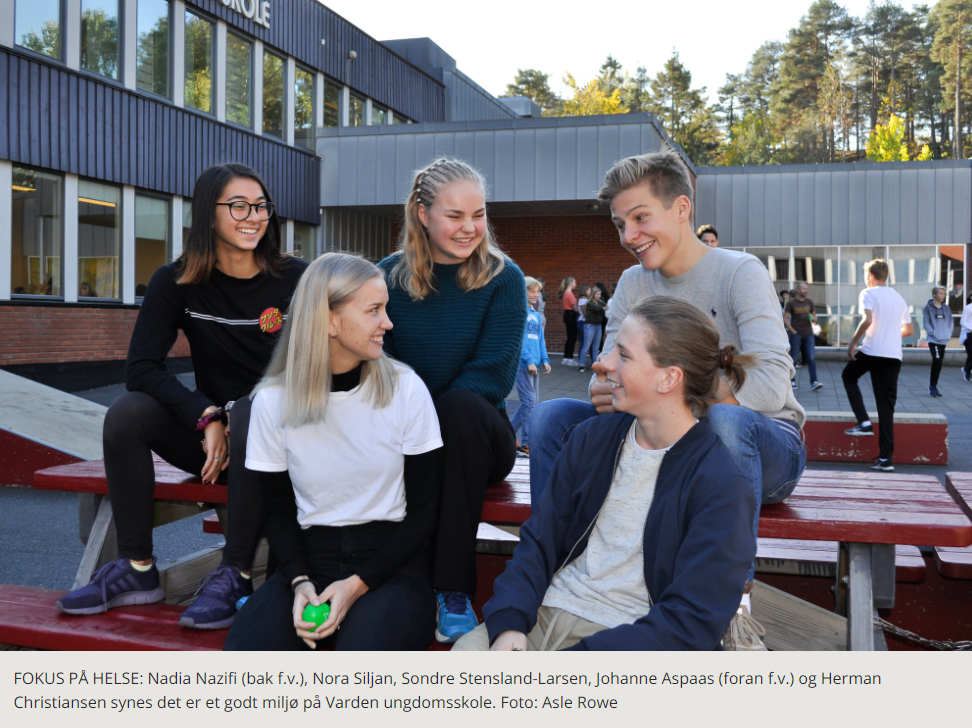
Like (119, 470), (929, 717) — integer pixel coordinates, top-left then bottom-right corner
(727, 259), (796, 413)
(448, 265), (527, 406)
(125, 266), (214, 429)
(922, 304), (933, 335)
(565, 457), (757, 651)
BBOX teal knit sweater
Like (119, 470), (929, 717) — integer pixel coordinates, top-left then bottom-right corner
(378, 255), (526, 410)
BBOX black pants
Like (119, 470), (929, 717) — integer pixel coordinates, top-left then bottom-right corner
(964, 337), (972, 375)
(431, 390), (516, 595)
(928, 343), (946, 387)
(223, 522), (434, 651)
(563, 310), (578, 359)
(842, 352), (902, 460)
(104, 392), (262, 569)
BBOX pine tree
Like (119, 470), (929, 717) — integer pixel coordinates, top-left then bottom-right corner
(504, 69), (563, 115)
(930, 0), (972, 158)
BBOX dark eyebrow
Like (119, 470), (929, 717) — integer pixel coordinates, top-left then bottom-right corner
(225, 194), (267, 202)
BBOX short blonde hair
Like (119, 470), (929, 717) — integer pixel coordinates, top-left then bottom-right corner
(932, 285), (946, 296)
(524, 276), (541, 291)
(597, 145), (694, 209)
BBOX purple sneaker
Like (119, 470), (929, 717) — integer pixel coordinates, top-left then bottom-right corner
(56, 558), (164, 615)
(179, 566), (253, 630)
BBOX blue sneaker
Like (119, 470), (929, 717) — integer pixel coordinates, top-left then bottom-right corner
(435, 590), (478, 643)
(179, 566), (253, 629)
(56, 558), (164, 615)
(179, 565), (253, 630)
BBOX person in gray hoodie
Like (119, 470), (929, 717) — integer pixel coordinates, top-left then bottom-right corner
(923, 286), (952, 397)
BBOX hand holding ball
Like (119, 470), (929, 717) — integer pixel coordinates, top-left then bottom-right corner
(303, 602), (330, 628)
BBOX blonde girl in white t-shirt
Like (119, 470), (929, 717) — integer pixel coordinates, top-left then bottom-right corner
(225, 253), (443, 651)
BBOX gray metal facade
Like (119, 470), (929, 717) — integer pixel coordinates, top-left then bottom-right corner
(318, 114), (687, 209)
(321, 208), (393, 262)
(0, 48), (320, 224)
(696, 161), (972, 249)
(186, 0), (444, 121)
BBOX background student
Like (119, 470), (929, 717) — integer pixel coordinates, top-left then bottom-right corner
(56, 163), (307, 630)
(512, 277), (551, 456)
(559, 277), (579, 365)
(922, 286), (951, 397)
(224, 253), (442, 651)
(784, 282), (824, 392)
(962, 293), (972, 382)
(378, 157), (526, 644)
(578, 285), (606, 373)
(842, 259), (913, 472)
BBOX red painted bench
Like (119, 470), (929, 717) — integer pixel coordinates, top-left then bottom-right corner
(755, 539), (926, 583)
(937, 473), (972, 579)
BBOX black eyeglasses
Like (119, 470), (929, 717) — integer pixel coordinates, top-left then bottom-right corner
(216, 201), (275, 221)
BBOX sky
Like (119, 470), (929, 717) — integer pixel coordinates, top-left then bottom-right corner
(317, 0), (922, 105)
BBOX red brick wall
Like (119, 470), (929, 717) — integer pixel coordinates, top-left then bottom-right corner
(0, 305), (190, 366)
(492, 216), (633, 354)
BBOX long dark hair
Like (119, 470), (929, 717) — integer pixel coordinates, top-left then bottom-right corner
(177, 163), (287, 285)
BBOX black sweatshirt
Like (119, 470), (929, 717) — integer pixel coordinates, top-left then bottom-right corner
(259, 364), (442, 590)
(126, 259), (307, 429)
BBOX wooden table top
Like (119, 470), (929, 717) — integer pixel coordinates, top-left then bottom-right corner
(945, 472), (972, 522)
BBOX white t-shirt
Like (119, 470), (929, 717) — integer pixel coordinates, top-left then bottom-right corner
(577, 297), (588, 323)
(542, 422), (664, 628)
(246, 365), (443, 528)
(858, 286), (911, 361)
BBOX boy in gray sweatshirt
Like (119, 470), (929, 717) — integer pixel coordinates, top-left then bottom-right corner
(923, 286), (952, 397)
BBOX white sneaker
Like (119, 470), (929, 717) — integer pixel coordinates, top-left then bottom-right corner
(561, 358), (575, 366)
(722, 606), (768, 651)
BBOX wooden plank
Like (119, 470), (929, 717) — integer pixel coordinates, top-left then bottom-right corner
(934, 546), (972, 579)
(755, 539), (925, 582)
(153, 501), (206, 527)
(158, 539), (269, 605)
(944, 473), (972, 521)
(72, 497), (117, 590)
(751, 580), (846, 651)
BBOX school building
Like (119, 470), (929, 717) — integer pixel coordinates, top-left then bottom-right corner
(1, 0), (969, 380)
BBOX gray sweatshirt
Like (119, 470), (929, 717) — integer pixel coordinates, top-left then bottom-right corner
(599, 248), (805, 428)
(923, 299), (953, 345)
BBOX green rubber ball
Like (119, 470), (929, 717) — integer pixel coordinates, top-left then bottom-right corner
(303, 603), (330, 628)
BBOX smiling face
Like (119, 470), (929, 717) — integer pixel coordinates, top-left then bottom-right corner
(328, 276), (393, 374)
(600, 316), (680, 417)
(417, 179), (487, 265)
(610, 182), (691, 275)
(212, 177), (269, 255)
(527, 286), (541, 306)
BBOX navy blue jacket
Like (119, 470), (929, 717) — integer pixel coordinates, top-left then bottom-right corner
(483, 414), (757, 650)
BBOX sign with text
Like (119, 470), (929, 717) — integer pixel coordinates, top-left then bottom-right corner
(220, 0), (271, 29)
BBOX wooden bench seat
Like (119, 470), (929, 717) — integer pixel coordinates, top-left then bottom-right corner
(756, 539), (925, 582)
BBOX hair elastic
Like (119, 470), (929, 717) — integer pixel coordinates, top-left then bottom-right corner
(719, 348), (734, 370)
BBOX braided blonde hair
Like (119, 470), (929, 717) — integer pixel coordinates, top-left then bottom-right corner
(391, 157), (506, 300)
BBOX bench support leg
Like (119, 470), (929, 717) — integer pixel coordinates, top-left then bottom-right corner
(846, 543), (874, 650)
(72, 496), (118, 590)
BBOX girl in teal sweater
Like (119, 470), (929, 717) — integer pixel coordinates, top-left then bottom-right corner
(379, 157), (526, 643)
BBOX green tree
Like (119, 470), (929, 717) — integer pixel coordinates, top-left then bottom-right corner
(80, 8), (120, 79)
(184, 16), (213, 113)
(717, 74), (742, 133)
(597, 56), (624, 96)
(720, 110), (778, 165)
(559, 73), (624, 116)
(866, 114), (910, 160)
(620, 65), (651, 113)
(504, 69), (562, 115)
(930, 0), (972, 158)
(648, 52), (721, 165)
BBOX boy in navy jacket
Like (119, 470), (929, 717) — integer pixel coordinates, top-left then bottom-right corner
(454, 297), (759, 651)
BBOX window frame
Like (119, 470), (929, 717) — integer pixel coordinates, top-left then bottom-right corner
(10, 164), (66, 300)
(79, 0), (123, 82)
(77, 178), (123, 302)
(133, 191), (171, 300)
(13, 0), (65, 63)
(261, 49), (286, 140)
(293, 63), (316, 150)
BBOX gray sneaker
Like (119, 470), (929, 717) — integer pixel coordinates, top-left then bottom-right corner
(722, 606), (768, 651)
(845, 423), (874, 436)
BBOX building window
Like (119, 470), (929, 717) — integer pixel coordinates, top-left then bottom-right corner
(323, 79), (339, 127)
(225, 33), (252, 127)
(349, 94), (364, 126)
(184, 10), (213, 114)
(293, 223), (316, 261)
(135, 195), (169, 296)
(371, 105), (386, 125)
(136, 0), (170, 97)
(392, 114), (409, 124)
(81, 0), (120, 79)
(11, 167), (63, 297)
(78, 181), (121, 299)
(15, 0), (62, 59)
(294, 66), (315, 149)
(182, 199), (192, 248)
(262, 52), (284, 138)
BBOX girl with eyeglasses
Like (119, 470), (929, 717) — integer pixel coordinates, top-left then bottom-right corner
(56, 164), (307, 631)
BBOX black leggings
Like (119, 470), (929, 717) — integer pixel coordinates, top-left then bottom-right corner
(224, 522), (435, 651)
(965, 337), (972, 375)
(563, 310), (578, 359)
(431, 390), (516, 595)
(928, 343), (946, 387)
(104, 392), (262, 569)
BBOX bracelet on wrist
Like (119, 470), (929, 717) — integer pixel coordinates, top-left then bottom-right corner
(291, 578), (315, 594)
(196, 407), (227, 431)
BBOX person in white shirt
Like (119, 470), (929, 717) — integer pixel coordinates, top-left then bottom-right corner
(842, 259), (914, 472)
(961, 293), (972, 382)
(224, 253), (443, 651)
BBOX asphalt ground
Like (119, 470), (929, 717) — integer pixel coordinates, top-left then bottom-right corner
(1, 361), (970, 590)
